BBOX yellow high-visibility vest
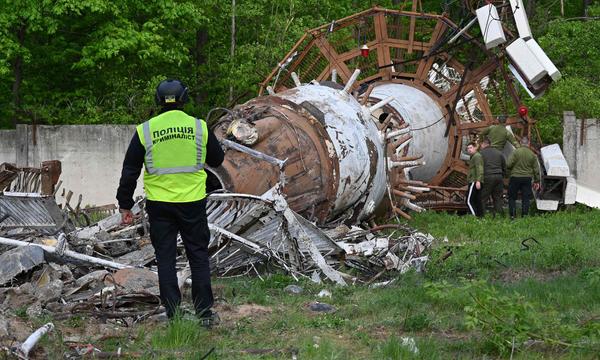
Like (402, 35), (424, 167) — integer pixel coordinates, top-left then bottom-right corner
(137, 110), (208, 202)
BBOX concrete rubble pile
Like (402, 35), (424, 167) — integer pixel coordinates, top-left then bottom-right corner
(1, 180), (436, 331)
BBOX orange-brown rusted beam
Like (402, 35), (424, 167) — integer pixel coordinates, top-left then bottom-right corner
(386, 38), (429, 52)
(407, 1), (418, 54)
(393, 189), (417, 200)
(392, 206), (412, 220)
(374, 12), (392, 79)
(415, 20), (448, 80)
(314, 37), (353, 82)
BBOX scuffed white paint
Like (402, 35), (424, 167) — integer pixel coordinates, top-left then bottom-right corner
(278, 85), (387, 220)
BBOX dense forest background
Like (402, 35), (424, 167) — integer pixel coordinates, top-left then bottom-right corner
(0, 0), (598, 144)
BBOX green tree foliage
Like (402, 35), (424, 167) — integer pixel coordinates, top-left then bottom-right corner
(525, 4), (600, 144)
(0, 0), (597, 145)
(0, 0), (206, 127)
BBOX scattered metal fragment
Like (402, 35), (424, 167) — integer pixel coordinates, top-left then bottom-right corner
(0, 236), (132, 270)
(1, 161), (61, 195)
(0, 192), (72, 232)
(12, 322), (55, 359)
(0, 163), (437, 356)
(0, 246), (45, 285)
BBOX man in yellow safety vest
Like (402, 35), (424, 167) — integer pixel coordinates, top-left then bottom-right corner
(116, 79), (224, 326)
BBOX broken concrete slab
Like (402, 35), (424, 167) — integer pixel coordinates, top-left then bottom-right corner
(32, 263), (73, 287)
(576, 184), (600, 209)
(284, 285), (304, 295)
(1, 284), (37, 310)
(117, 244), (155, 266)
(0, 246), (45, 285)
(75, 270), (109, 288)
(26, 302), (43, 318)
(34, 279), (64, 303)
(108, 268), (159, 295)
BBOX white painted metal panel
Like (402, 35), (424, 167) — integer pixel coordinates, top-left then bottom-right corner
(370, 84), (448, 182)
(525, 38), (561, 81)
(510, 0), (533, 39)
(506, 38), (548, 83)
(476, 4), (506, 49)
(279, 85), (386, 219)
(540, 144), (570, 177)
(565, 176), (577, 205)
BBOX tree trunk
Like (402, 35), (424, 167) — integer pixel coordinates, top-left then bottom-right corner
(193, 29), (208, 106)
(11, 24), (26, 127)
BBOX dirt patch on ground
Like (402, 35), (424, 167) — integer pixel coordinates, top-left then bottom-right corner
(495, 269), (571, 283)
(214, 303), (273, 323)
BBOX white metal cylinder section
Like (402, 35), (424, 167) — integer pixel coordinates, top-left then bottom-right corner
(369, 83), (448, 181)
(278, 85), (387, 219)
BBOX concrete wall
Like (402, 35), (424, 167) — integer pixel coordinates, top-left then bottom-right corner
(563, 111), (600, 207)
(563, 111), (600, 188)
(0, 125), (143, 206)
(0, 129), (16, 164)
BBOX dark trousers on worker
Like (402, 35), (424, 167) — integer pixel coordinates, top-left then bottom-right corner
(508, 177), (533, 218)
(146, 199), (213, 318)
(481, 175), (504, 216)
(466, 182), (483, 217)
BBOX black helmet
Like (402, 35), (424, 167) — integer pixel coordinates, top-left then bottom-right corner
(155, 79), (189, 106)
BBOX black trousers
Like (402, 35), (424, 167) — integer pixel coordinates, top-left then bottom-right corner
(481, 175), (504, 216)
(146, 199), (213, 318)
(466, 182), (483, 217)
(508, 177), (533, 217)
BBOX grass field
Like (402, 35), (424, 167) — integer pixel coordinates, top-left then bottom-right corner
(30, 206), (600, 359)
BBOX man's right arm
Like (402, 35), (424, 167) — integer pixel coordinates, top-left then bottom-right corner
(507, 131), (519, 148)
(116, 132), (144, 210)
(474, 154), (484, 182)
(507, 151), (516, 172)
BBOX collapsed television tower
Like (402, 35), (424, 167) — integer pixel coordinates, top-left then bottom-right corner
(207, 2), (560, 224)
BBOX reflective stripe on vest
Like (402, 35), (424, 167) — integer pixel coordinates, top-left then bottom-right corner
(141, 118), (204, 175)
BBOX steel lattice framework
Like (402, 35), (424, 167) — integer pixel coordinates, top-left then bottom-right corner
(259, 5), (537, 210)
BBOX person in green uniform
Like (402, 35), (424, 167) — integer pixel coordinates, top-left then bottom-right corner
(466, 142), (483, 217)
(479, 115), (519, 151)
(479, 137), (506, 217)
(507, 137), (541, 219)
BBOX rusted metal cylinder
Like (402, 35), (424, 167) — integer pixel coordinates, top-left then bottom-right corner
(211, 84), (386, 224)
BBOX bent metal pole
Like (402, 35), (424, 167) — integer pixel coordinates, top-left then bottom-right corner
(0, 235), (132, 270)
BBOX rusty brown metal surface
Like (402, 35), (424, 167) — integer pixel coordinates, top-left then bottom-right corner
(1, 161), (62, 195)
(211, 97), (338, 223)
(0, 163), (19, 192)
(41, 160), (62, 195)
